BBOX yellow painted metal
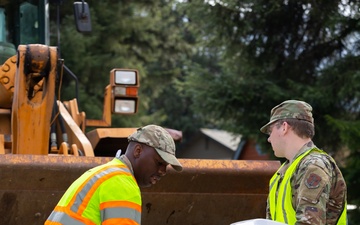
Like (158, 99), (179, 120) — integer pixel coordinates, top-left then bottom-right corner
(0, 135), (4, 154)
(11, 45), (57, 155)
(0, 56), (16, 150)
(85, 85), (112, 127)
(86, 127), (183, 157)
(63, 98), (86, 132)
(0, 109), (11, 136)
(0, 44), (281, 225)
(57, 101), (94, 156)
(0, 55), (17, 108)
(86, 127), (137, 156)
(0, 154), (280, 225)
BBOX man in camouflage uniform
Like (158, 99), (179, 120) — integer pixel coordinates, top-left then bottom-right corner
(260, 100), (347, 225)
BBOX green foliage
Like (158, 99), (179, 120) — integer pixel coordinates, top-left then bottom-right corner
(343, 150), (360, 224)
(179, 0), (360, 145)
(52, 0), (194, 129)
(178, 0), (360, 222)
(50, 1), (360, 222)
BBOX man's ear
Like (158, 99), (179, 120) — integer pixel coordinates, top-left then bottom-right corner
(282, 121), (290, 133)
(133, 144), (142, 158)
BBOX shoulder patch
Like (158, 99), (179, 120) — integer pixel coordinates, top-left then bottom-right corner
(305, 173), (322, 189)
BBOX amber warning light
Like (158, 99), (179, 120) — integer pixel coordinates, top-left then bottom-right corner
(110, 69), (139, 114)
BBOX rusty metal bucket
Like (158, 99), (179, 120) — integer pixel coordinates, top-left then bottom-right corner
(0, 154), (279, 225)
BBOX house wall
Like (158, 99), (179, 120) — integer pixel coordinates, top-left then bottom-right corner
(239, 139), (270, 160)
(177, 135), (233, 159)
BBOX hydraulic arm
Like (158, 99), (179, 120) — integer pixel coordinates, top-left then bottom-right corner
(11, 44), (58, 154)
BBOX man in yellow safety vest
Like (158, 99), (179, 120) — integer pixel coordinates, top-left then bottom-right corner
(45, 124), (183, 225)
(260, 100), (347, 225)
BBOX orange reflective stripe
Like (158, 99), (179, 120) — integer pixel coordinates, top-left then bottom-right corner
(46, 159), (139, 224)
(77, 171), (132, 215)
(52, 206), (96, 225)
(44, 221), (62, 225)
(53, 205), (67, 212)
(102, 218), (140, 225)
(100, 201), (141, 212)
(67, 164), (131, 215)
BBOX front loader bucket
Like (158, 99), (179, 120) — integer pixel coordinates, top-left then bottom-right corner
(0, 155), (279, 225)
(0, 154), (110, 224)
(141, 159), (280, 225)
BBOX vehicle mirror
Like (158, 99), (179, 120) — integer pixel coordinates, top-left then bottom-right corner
(73, 1), (92, 33)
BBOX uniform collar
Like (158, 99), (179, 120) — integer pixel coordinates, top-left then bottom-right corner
(117, 154), (134, 175)
(291, 141), (316, 163)
(278, 141), (316, 175)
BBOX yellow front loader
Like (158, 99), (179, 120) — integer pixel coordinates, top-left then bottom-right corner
(0, 43), (280, 225)
(0, 44), (140, 157)
(0, 1), (280, 225)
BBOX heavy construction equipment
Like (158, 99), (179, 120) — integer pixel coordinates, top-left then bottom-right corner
(0, 1), (280, 225)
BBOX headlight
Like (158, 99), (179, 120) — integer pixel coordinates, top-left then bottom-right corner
(114, 99), (137, 114)
(114, 70), (137, 85)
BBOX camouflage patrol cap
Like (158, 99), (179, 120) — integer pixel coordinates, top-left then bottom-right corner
(128, 124), (183, 171)
(260, 100), (314, 134)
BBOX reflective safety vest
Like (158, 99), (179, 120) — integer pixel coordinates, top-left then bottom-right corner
(268, 148), (347, 225)
(45, 158), (141, 225)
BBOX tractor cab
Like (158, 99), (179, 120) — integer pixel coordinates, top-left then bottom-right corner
(0, 0), (48, 63)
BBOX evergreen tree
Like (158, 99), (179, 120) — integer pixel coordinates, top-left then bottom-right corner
(50, 1), (360, 222)
(52, 0), (195, 130)
(179, 0), (360, 222)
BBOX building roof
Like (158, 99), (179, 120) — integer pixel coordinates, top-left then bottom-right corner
(200, 128), (242, 152)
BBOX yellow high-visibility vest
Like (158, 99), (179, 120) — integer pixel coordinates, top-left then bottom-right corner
(45, 158), (141, 225)
(268, 148), (347, 225)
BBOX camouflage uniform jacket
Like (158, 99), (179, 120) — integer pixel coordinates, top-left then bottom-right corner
(266, 141), (347, 225)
